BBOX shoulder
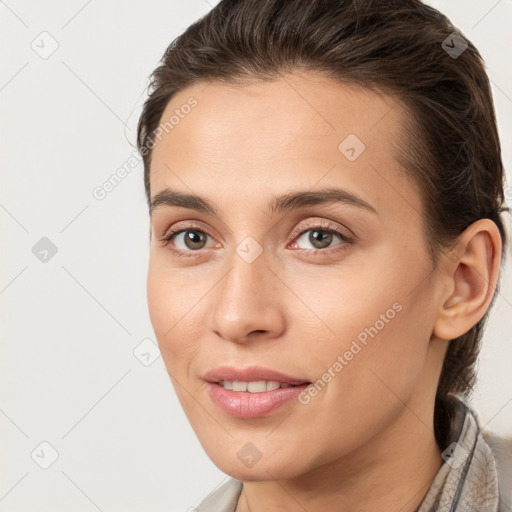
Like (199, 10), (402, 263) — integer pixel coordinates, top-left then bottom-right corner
(195, 477), (243, 512)
(482, 428), (512, 470)
(482, 428), (512, 510)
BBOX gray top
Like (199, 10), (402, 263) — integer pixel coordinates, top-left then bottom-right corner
(195, 395), (511, 512)
(195, 478), (243, 512)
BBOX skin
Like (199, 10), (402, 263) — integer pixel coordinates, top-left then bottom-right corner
(146, 71), (502, 512)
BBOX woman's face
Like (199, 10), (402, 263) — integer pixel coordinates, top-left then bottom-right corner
(147, 72), (447, 481)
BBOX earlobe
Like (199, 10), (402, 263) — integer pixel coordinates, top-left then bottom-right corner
(432, 219), (502, 341)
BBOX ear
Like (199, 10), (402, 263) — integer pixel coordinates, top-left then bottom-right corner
(432, 219), (502, 341)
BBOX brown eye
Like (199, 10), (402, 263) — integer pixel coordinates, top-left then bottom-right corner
(293, 227), (351, 251)
(160, 228), (213, 252)
(307, 229), (334, 249)
(180, 230), (209, 250)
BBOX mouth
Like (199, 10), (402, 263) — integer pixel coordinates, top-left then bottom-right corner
(203, 365), (310, 388)
(202, 366), (312, 418)
(205, 380), (312, 418)
(214, 380), (310, 392)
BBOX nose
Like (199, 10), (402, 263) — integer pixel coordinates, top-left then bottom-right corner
(209, 248), (286, 345)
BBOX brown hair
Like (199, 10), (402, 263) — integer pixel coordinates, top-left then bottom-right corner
(136, 0), (509, 448)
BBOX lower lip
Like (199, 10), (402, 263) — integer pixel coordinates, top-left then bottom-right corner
(206, 382), (310, 419)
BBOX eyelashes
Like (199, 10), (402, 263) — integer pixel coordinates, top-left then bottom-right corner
(159, 223), (217, 257)
(289, 224), (354, 253)
(158, 222), (355, 258)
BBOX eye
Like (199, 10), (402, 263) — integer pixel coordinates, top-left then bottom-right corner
(290, 223), (354, 253)
(158, 221), (355, 257)
(159, 225), (215, 255)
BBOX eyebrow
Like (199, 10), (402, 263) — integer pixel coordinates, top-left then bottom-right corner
(150, 187), (378, 217)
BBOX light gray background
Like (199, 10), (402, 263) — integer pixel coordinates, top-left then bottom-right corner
(1, 1), (511, 510)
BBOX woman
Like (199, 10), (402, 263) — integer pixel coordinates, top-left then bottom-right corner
(136, 0), (511, 510)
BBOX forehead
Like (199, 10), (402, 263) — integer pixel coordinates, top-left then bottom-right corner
(149, 72), (422, 222)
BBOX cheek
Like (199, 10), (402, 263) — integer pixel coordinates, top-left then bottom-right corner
(147, 260), (208, 422)
(146, 256), (201, 371)
(331, 297), (433, 438)
(146, 257), (171, 338)
(294, 256), (434, 406)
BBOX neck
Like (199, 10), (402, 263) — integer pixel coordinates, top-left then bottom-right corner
(235, 402), (443, 512)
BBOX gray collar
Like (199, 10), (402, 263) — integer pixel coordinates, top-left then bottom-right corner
(415, 395), (499, 512)
(195, 476), (242, 512)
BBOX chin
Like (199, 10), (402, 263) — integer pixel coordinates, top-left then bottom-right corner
(204, 444), (312, 482)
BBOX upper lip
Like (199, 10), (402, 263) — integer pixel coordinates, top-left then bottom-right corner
(203, 366), (310, 385)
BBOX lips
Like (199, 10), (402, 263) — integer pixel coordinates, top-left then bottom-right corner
(203, 365), (310, 385)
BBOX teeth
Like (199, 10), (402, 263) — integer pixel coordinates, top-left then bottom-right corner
(232, 381), (248, 392)
(264, 381), (281, 391)
(219, 380), (296, 392)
